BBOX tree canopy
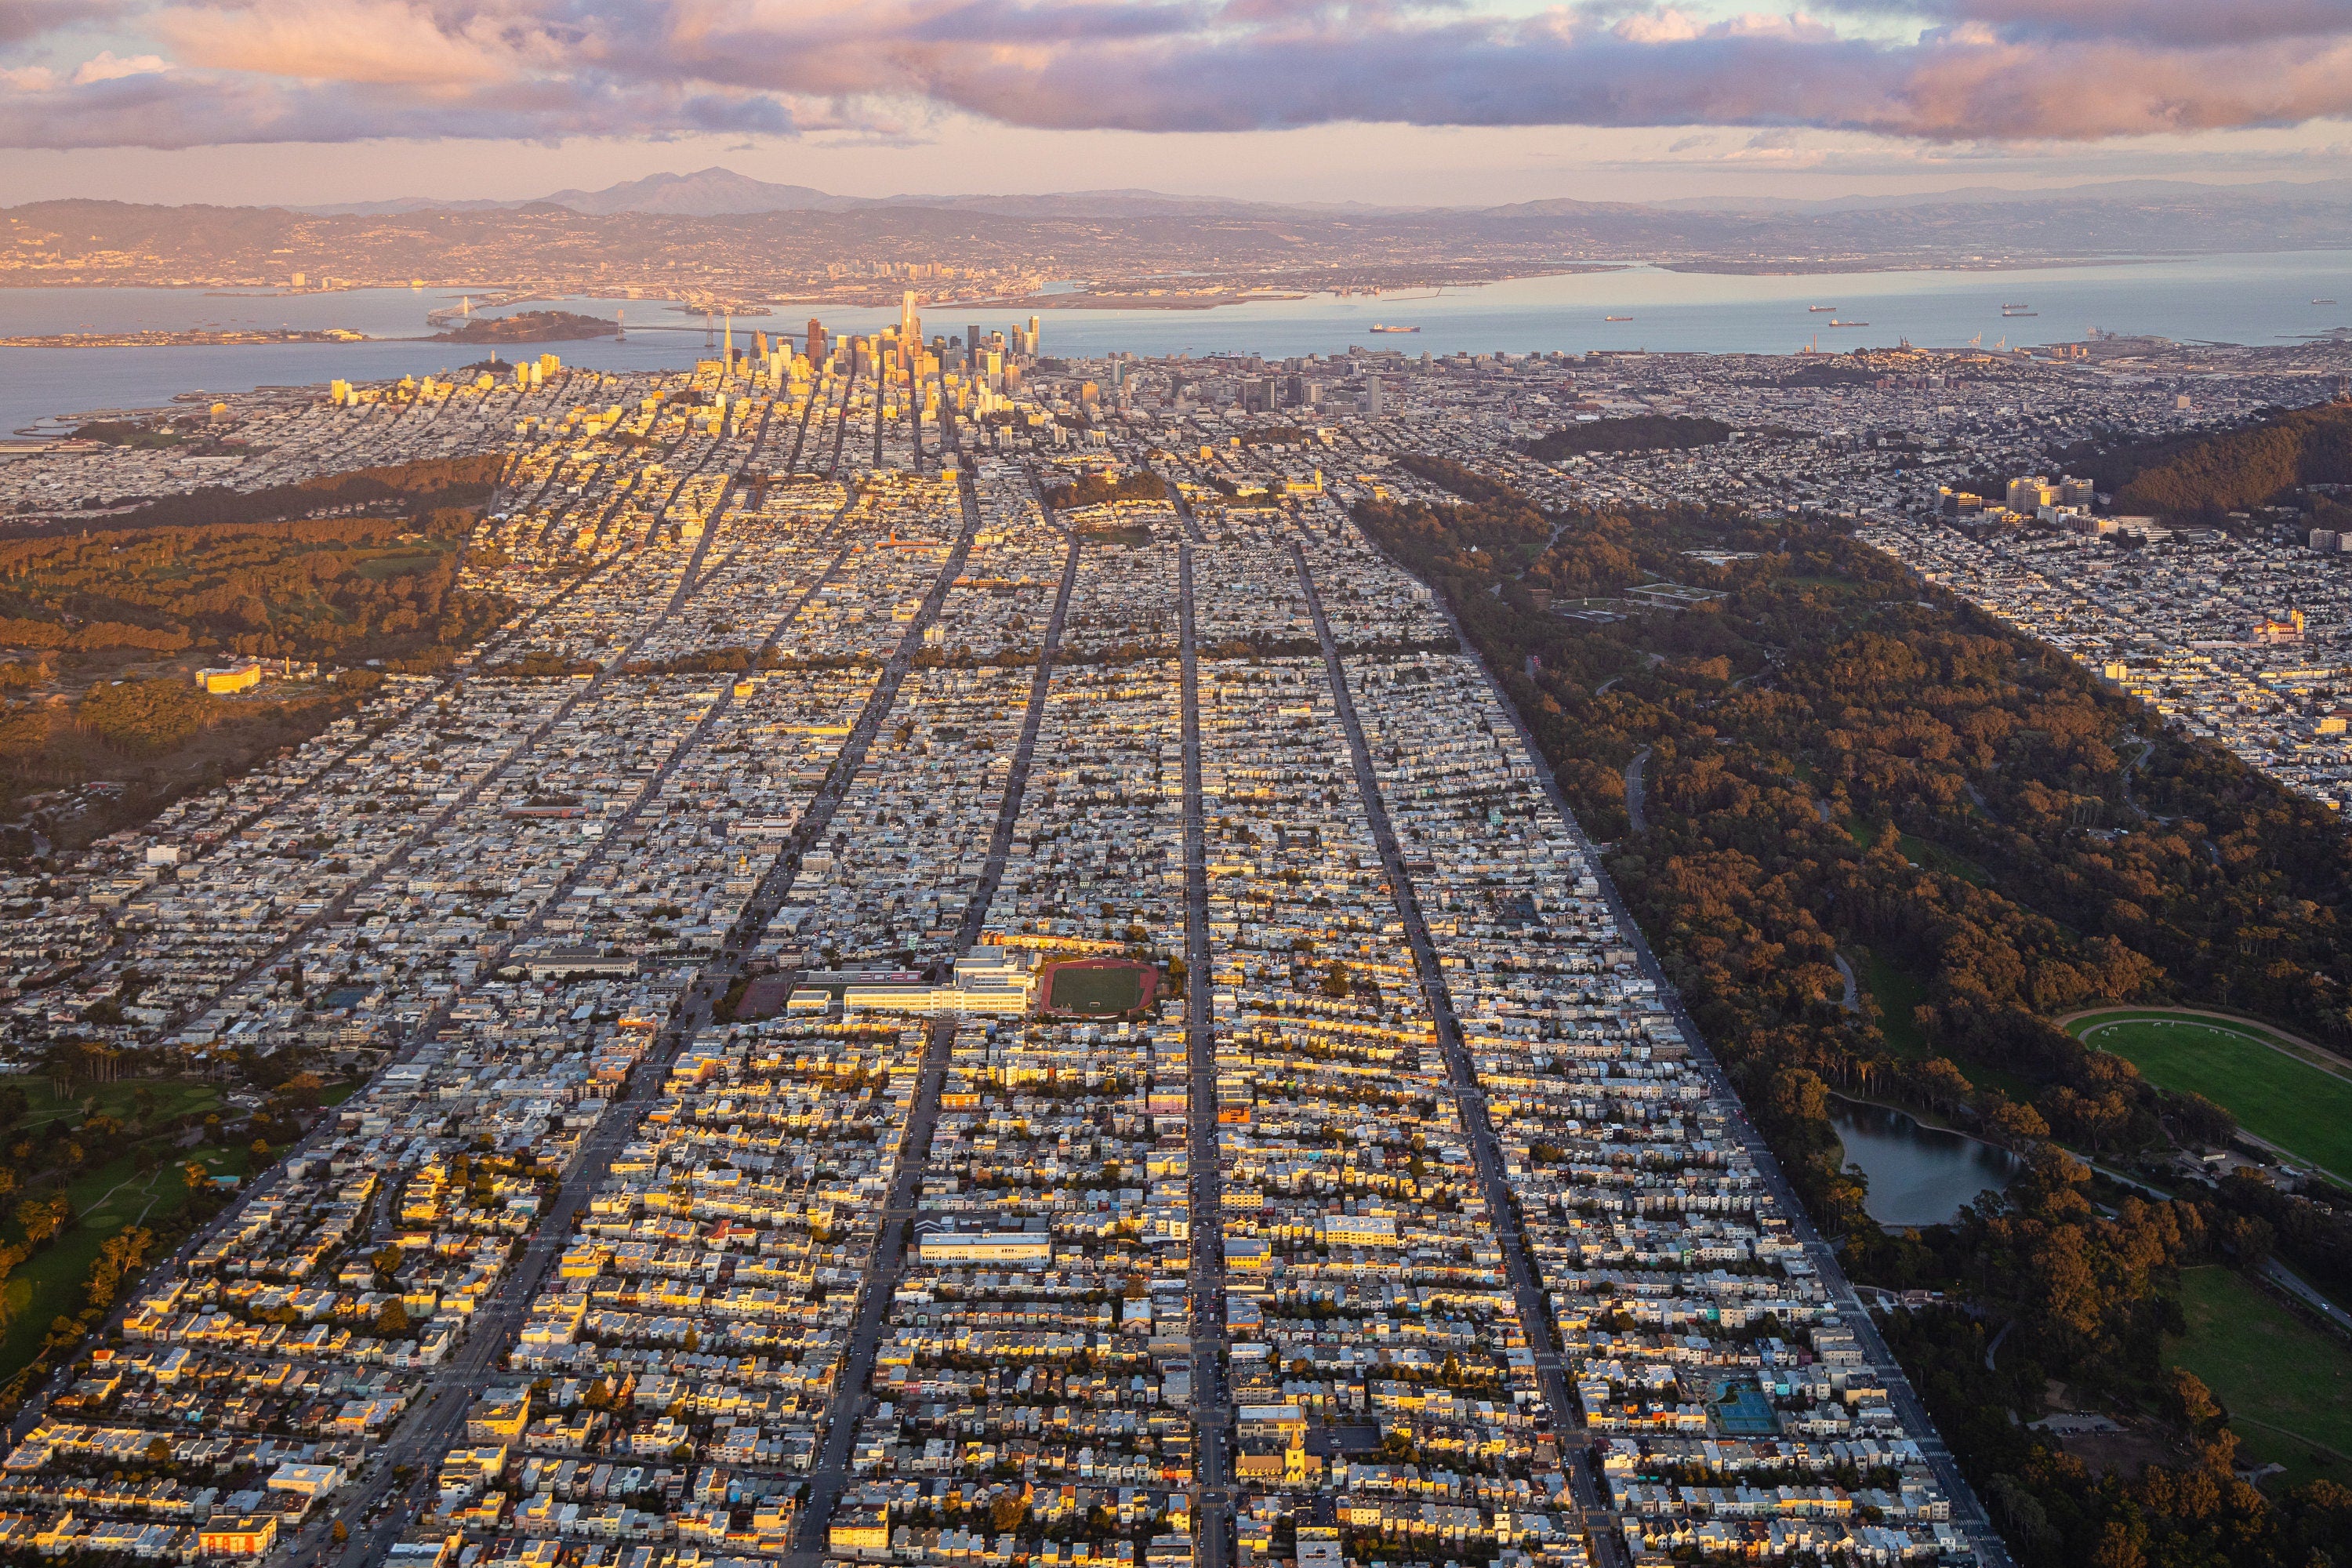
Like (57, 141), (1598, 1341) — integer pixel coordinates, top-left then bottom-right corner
(1519, 413), (1733, 460)
(1356, 459), (2352, 1568)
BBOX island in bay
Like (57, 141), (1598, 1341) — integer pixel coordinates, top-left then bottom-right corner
(428, 308), (619, 344)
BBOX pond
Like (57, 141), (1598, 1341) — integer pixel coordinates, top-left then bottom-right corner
(1830, 1098), (2023, 1229)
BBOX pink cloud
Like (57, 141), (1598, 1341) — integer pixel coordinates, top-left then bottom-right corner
(71, 46), (165, 81)
(9, 0), (2352, 148)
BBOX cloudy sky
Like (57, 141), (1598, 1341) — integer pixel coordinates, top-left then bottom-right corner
(5, 0), (2352, 205)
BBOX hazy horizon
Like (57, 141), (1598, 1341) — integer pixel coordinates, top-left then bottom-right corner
(12, 159), (2352, 216)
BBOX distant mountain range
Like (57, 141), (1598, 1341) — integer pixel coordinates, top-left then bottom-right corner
(1644, 178), (2352, 216)
(12, 168), (2352, 292)
(296, 166), (2352, 223)
(299, 168), (1401, 220)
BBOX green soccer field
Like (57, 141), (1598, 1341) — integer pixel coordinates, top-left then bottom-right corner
(1043, 962), (1149, 1015)
(2072, 1011), (2352, 1178)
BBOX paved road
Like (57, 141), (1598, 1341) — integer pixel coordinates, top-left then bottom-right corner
(826, 363), (857, 480)
(740, 376), (787, 469)
(62, 543), (623, 1011)
(1177, 542), (1232, 1568)
(785, 373), (826, 474)
(1395, 554), (2015, 1568)
(293, 474), (988, 1568)
(115, 507), (637, 1032)
(1621, 746), (1650, 835)
(311, 440), (790, 1059)
(936, 390), (961, 458)
(909, 373), (925, 474)
(317, 1040), (694, 1568)
(9, 463), (743, 1401)
(783, 1011), (953, 1568)
(1164, 477), (1207, 546)
(2267, 1258), (2352, 1336)
(1290, 543), (1621, 1568)
(155, 433), (748, 1046)
(955, 495), (1080, 954)
(291, 477), (843, 1566)
(5, 495), (757, 1460)
(396, 521), (862, 1052)
(787, 461), (1080, 1564)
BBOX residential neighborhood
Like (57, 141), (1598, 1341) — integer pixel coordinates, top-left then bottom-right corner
(18, 317), (2350, 1568)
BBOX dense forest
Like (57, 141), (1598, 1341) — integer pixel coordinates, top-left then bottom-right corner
(1356, 455), (2352, 1566)
(2061, 401), (2352, 522)
(0, 508), (510, 667)
(1519, 413), (1732, 460)
(1, 452), (505, 540)
(1044, 470), (1167, 510)
(1, 456), (511, 845)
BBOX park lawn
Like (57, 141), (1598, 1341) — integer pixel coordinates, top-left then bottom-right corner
(2073, 1011), (2352, 1178)
(2170, 1265), (2352, 1490)
(0, 1142), (249, 1390)
(2078, 1006), (2352, 1081)
(1860, 951), (1929, 1057)
(1857, 949), (2038, 1105)
(1896, 832), (1991, 887)
(1831, 807), (1989, 884)
(17, 1079), (221, 1134)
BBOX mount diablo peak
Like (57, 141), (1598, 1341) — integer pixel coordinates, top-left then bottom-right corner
(536, 168), (862, 216)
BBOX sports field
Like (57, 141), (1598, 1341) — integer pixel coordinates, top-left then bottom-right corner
(2071, 1010), (2352, 1178)
(2171, 1265), (2352, 1489)
(1040, 959), (1156, 1017)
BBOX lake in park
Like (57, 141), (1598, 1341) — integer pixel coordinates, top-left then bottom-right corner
(1830, 1098), (2023, 1228)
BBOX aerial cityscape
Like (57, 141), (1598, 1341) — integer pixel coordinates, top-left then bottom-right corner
(9, 1), (2352, 1566)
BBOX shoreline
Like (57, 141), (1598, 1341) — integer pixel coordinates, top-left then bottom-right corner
(1653, 252), (2221, 277)
(0, 330), (372, 350)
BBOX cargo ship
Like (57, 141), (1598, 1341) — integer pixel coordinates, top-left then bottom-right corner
(1828, 319), (1869, 327)
(1809, 304), (1838, 312)
(1604, 314), (1634, 321)
(1369, 323), (1420, 333)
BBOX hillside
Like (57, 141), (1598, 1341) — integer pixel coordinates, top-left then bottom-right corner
(1519, 414), (1732, 460)
(431, 310), (618, 345)
(2069, 401), (2352, 521)
(15, 179), (2352, 292)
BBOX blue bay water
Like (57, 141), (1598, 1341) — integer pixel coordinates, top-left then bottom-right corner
(3, 250), (2349, 437)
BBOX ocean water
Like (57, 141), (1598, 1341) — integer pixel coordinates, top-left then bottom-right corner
(3, 249), (2349, 437)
